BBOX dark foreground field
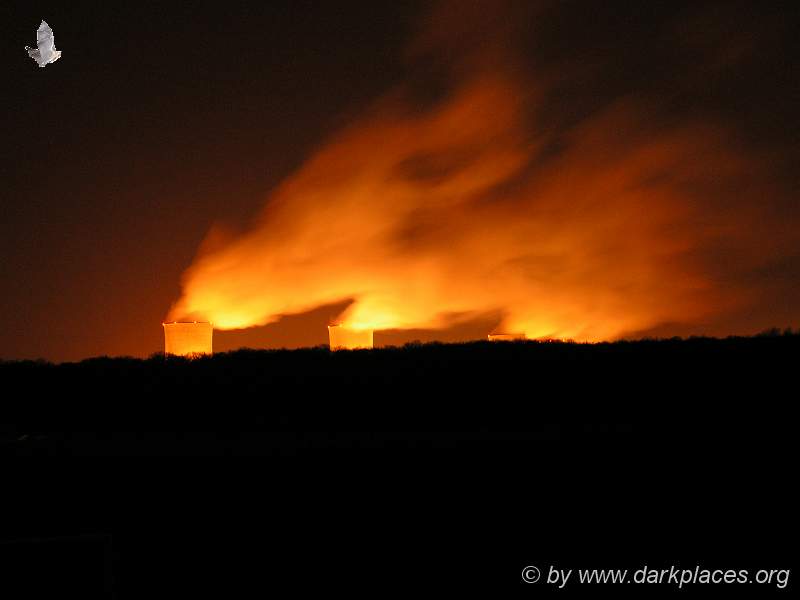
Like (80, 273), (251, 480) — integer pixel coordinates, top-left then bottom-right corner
(1, 334), (796, 455)
(3, 336), (796, 596)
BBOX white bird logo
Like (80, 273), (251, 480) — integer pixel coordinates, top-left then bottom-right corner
(25, 21), (62, 68)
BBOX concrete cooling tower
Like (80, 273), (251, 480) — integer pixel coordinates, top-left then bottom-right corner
(328, 325), (373, 350)
(163, 322), (213, 356)
(487, 333), (527, 342)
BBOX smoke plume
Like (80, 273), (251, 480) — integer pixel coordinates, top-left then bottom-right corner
(169, 1), (799, 341)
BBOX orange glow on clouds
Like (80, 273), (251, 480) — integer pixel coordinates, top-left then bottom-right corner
(167, 5), (797, 343)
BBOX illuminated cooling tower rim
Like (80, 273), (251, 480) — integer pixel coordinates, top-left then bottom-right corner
(163, 321), (213, 356)
(162, 321), (214, 324)
(328, 324), (374, 350)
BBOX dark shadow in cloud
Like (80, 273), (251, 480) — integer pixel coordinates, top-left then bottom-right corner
(214, 299), (353, 352)
(217, 305), (503, 351)
(376, 311), (503, 347)
(620, 321), (707, 341)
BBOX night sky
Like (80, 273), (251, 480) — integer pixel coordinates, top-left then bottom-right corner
(2, 1), (799, 361)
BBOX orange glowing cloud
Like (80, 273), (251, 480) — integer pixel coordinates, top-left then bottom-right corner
(168, 2), (799, 342)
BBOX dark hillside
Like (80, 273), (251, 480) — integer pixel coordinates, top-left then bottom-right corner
(2, 335), (796, 595)
(1, 335), (795, 455)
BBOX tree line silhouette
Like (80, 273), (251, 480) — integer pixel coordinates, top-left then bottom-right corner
(1, 334), (795, 454)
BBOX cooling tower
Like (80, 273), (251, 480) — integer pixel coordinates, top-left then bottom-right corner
(328, 325), (373, 350)
(488, 333), (527, 342)
(163, 321), (213, 356)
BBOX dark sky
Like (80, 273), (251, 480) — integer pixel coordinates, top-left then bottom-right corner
(1, 1), (422, 360)
(1, 1), (798, 361)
